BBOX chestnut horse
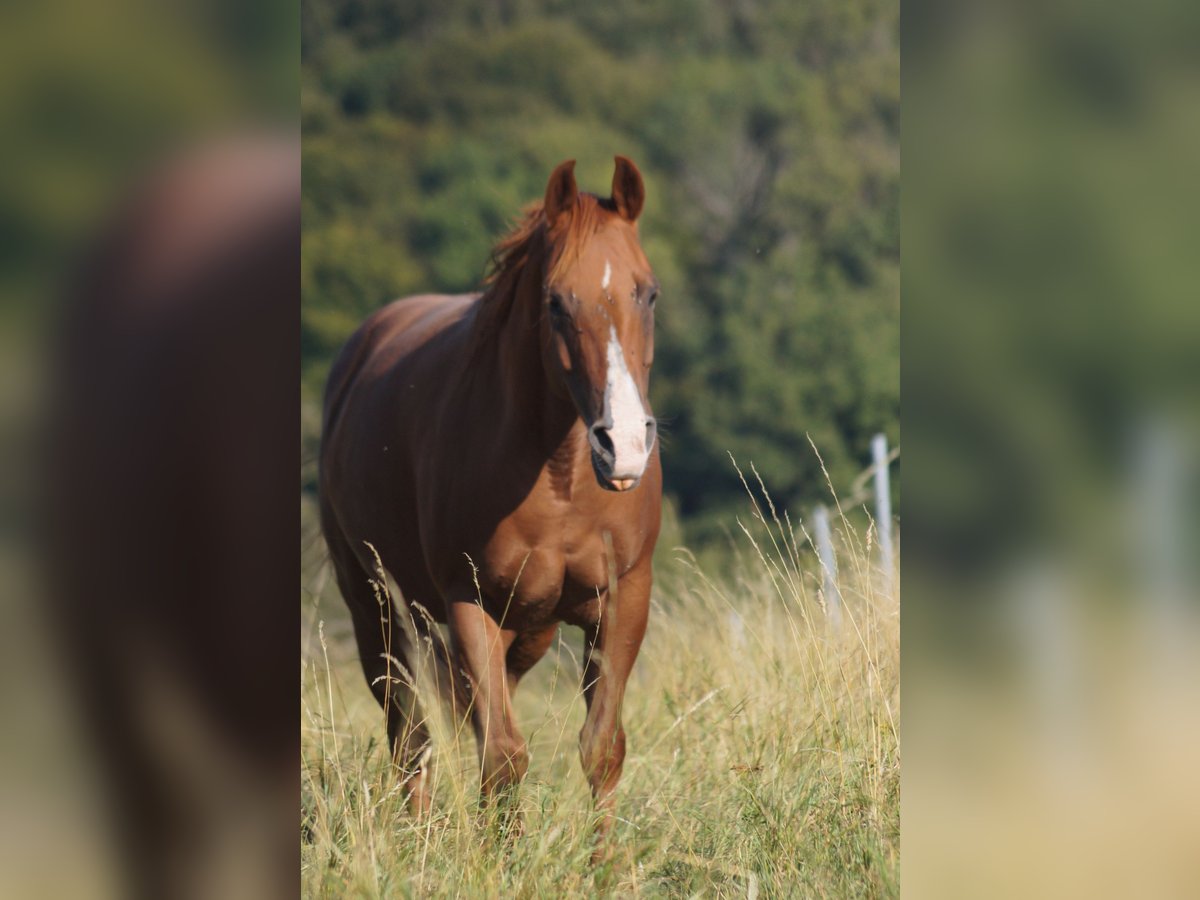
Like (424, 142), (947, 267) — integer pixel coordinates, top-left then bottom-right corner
(319, 157), (661, 843)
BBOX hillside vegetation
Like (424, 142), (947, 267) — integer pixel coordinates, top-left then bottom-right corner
(301, 0), (899, 543)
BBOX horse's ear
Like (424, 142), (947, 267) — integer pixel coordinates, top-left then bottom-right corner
(611, 155), (645, 222)
(544, 159), (578, 229)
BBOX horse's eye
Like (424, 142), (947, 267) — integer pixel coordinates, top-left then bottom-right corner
(548, 292), (565, 317)
(647, 288), (659, 308)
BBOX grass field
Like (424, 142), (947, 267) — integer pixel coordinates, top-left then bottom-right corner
(301, 482), (899, 897)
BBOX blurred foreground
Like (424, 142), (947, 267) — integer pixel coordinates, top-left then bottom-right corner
(0, 1), (297, 897)
(905, 0), (1200, 895)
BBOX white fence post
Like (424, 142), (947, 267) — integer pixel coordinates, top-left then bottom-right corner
(812, 504), (842, 631)
(872, 433), (894, 587)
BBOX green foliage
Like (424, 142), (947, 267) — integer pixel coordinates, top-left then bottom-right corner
(301, 0), (899, 540)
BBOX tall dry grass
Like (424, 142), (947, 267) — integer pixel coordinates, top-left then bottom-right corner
(301, 470), (899, 897)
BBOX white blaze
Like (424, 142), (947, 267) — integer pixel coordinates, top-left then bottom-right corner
(604, 326), (650, 477)
(601, 258), (612, 291)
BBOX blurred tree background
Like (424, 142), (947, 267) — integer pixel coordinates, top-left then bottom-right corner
(301, 0), (899, 546)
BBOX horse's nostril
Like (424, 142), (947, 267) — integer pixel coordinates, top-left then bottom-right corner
(645, 417), (657, 451)
(588, 422), (615, 462)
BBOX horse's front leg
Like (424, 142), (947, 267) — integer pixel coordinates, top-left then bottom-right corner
(579, 557), (651, 855)
(445, 596), (528, 804)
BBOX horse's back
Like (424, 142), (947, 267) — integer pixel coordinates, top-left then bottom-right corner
(322, 292), (478, 438)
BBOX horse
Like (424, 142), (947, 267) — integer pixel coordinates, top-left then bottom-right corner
(319, 157), (662, 848)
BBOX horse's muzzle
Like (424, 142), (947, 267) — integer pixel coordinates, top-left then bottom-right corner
(588, 416), (656, 492)
(590, 449), (640, 492)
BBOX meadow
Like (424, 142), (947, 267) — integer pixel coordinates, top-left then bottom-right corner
(301, 475), (899, 897)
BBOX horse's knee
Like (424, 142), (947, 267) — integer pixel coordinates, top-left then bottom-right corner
(579, 723), (626, 797)
(482, 734), (529, 793)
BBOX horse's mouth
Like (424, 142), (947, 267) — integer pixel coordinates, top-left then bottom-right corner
(590, 451), (641, 493)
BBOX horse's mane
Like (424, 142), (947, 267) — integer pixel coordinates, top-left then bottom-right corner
(471, 192), (610, 351)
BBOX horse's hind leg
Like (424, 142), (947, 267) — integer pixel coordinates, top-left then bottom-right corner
(506, 624), (558, 696)
(321, 518), (435, 814)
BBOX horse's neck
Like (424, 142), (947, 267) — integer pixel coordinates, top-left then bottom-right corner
(477, 265), (583, 460)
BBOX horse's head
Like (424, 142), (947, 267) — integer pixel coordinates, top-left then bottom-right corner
(538, 157), (659, 493)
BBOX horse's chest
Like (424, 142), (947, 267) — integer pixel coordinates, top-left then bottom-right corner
(478, 526), (632, 628)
